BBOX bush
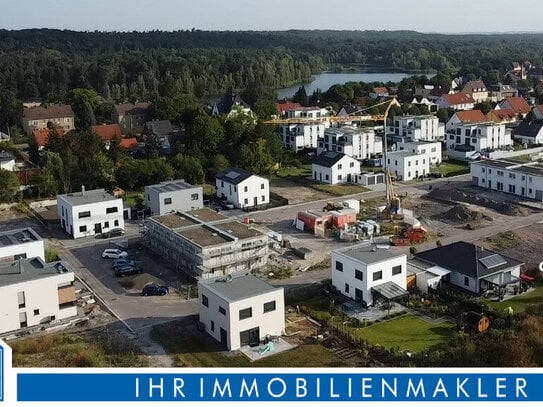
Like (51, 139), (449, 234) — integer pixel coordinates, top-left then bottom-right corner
(45, 247), (60, 262)
(436, 240), (442, 247)
(409, 246), (418, 254)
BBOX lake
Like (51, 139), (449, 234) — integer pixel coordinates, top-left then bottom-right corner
(277, 71), (432, 99)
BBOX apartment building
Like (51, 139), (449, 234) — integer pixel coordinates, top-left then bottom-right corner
(388, 115), (444, 142)
(317, 126), (382, 159)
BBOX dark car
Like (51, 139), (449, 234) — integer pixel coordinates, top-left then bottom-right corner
(112, 259), (136, 270)
(141, 284), (169, 296)
(95, 228), (125, 239)
(115, 265), (143, 277)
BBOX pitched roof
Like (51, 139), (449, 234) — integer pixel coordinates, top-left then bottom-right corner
(533, 105), (543, 115)
(32, 128), (65, 147)
(454, 110), (487, 124)
(501, 97), (531, 114)
(338, 105), (361, 115)
(429, 85), (451, 97)
(415, 241), (523, 279)
(23, 104), (73, 120)
(489, 108), (517, 122)
(214, 93), (250, 115)
(119, 137), (138, 150)
(462, 80), (488, 93)
(216, 167), (255, 185)
(113, 102), (150, 115)
(312, 151), (350, 168)
(91, 124), (122, 141)
(276, 101), (302, 114)
(513, 121), (543, 138)
(440, 93), (475, 106)
(373, 87), (389, 95)
(143, 120), (173, 136)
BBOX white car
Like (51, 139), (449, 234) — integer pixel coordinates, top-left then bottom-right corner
(101, 249), (128, 259)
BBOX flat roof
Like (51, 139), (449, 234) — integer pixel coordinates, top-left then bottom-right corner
(58, 189), (118, 206)
(153, 213), (200, 229)
(387, 150), (420, 158)
(200, 273), (279, 302)
(335, 244), (405, 265)
(187, 208), (228, 222)
(0, 228), (41, 248)
(0, 258), (72, 287)
(176, 225), (232, 246)
(214, 221), (263, 240)
(474, 159), (543, 176)
(147, 179), (199, 193)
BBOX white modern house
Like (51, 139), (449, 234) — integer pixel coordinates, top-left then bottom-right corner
(386, 151), (431, 181)
(279, 123), (327, 151)
(446, 122), (512, 160)
(332, 244), (408, 307)
(512, 122), (543, 145)
(0, 228), (45, 263)
(317, 126), (382, 159)
(198, 273), (285, 350)
(0, 257), (77, 334)
(312, 151), (361, 185)
(0, 151), (16, 171)
(145, 179), (203, 215)
(388, 115), (444, 142)
(215, 168), (269, 209)
(57, 188), (125, 239)
(396, 140), (442, 166)
(285, 107), (329, 120)
(471, 159), (543, 201)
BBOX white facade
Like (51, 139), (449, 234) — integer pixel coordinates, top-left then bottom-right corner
(0, 228), (45, 263)
(198, 274), (285, 350)
(279, 123), (326, 151)
(332, 244), (407, 306)
(145, 180), (203, 215)
(317, 126), (381, 159)
(57, 188), (125, 239)
(396, 140), (442, 166)
(436, 95), (475, 110)
(471, 160), (543, 201)
(0, 157), (16, 171)
(388, 115), (444, 142)
(386, 151), (431, 181)
(285, 107), (329, 120)
(216, 171), (270, 209)
(0, 258), (77, 334)
(312, 154), (361, 185)
(446, 122), (511, 154)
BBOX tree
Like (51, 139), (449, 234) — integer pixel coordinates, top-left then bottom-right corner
(474, 101), (493, 115)
(170, 153), (205, 184)
(253, 99), (278, 120)
(0, 90), (22, 130)
(38, 152), (68, 196)
(212, 154), (230, 172)
(237, 138), (274, 176)
(107, 136), (124, 166)
(69, 88), (99, 129)
(186, 113), (225, 157)
(292, 86), (309, 106)
(145, 133), (162, 159)
(0, 169), (20, 202)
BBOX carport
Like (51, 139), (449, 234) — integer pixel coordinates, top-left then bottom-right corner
(371, 281), (409, 312)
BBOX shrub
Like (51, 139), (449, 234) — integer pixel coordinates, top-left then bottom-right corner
(436, 240), (443, 247)
(409, 246), (418, 254)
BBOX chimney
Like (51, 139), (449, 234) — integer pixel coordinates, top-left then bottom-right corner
(81, 185), (85, 195)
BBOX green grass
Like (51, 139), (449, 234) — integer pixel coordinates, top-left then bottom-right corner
(200, 183), (215, 199)
(356, 314), (453, 353)
(433, 161), (469, 176)
(274, 164), (312, 178)
(311, 184), (369, 196)
(485, 283), (543, 313)
(509, 155), (534, 163)
(124, 192), (144, 208)
(485, 231), (521, 251)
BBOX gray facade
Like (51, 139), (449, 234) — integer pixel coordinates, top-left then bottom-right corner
(145, 180), (203, 215)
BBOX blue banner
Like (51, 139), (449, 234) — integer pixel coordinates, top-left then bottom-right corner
(17, 372), (541, 402)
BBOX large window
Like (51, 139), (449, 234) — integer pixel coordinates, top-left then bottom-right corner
(202, 294), (209, 307)
(263, 301), (276, 313)
(106, 207), (118, 214)
(191, 193), (199, 201)
(392, 265), (402, 276)
(78, 211), (91, 218)
(355, 269), (363, 281)
(164, 198), (172, 205)
(336, 261), (343, 272)
(239, 307), (252, 320)
(373, 270), (383, 281)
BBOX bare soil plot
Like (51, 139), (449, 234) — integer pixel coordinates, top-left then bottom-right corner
(270, 177), (332, 204)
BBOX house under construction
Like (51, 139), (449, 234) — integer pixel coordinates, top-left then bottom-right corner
(143, 208), (269, 279)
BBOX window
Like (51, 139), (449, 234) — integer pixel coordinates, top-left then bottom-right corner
(33, 309), (40, 316)
(239, 307), (252, 320)
(261, 195), (265, 202)
(164, 198), (172, 205)
(431, 147), (436, 152)
(497, 171), (504, 177)
(481, 168), (485, 173)
(202, 294), (208, 307)
(78, 211), (91, 218)
(345, 283), (350, 293)
(464, 277), (469, 287)
(449, 135), (454, 140)
(395, 160), (398, 166)
(338, 164), (343, 170)
(79, 225), (87, 233)
(415, 160), (418, 165)
(244, 198), (248, 205)
(17, 291), (25, 309)
(221, 181), (224, 187)
(355, 269), (363, 281)
(408, 161), (411, 167)
(325, 174), (329, 181)
(509, 173), (516, 179)
(338, 174), (342, 181)
(336, 261), (343, 272)
(219, 306), (226, 315)
(392, 265), (402, 276)
(529, 188), (533, 194)
(350, 162), (354, 168)
(373, 270), (383, 281)
(106, 207), (118, 214)
(114, 220), (119, 227)
(210, 320), (215, 332)
(104, 221), (109, 228)
(263, 301), (276, 313)
(261, 183), (265, 189)
(244, 186), (248, 192)
(191, 193), (199, 201)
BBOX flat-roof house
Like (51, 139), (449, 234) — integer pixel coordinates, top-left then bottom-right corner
(57, 188), (125, 239)
(215, 168), (269, 209)
(22, 104), (74, 135)
(388, 115), (444, 142)
(198, 274), (284, 350)
(145, 179), (203, 215)
(386, 150), (431, 181)
(332, 244), (408, 307)
(318, 126), (381, 159)
(143, 208), (269, 279)
(0, 257), (77, 334)
(312, 151), (361, 185)
(0, 228), (45, 263)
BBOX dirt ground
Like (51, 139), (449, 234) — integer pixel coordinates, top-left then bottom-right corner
(270, 178), (332, 204)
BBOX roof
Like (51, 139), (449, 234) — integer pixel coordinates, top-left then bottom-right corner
(0, 228), (41, 248)
(312, 151), (351, 168)
(454, 110), (487, 124)
(338, 105), (360, 115)
(276, 101), (302, 114)
(0, 131), (10, 141)
(0, 151), (15, 162)
(0, 258), (72, 287)
(187, 208), (228, 222)
(91, 124), (122, 141)
(373, 87), (389, 95)
(489, 108), (517, 122)
(214, 93), (250, 115)
(429, 85), (451, 97)
(119, 137), (138, 150)
(335, 243), (406, 265)
(146, 179), (199, 194)
(32, 128), (65, 147)
(462, 80), (487, 93)
(199, 273), (279, 302)
(388, 150), (421, 158)
(414, 241), (523, 279)
(500, 97), (531, 114)
(372, 281), (409, 301)
(439, 93), (475, 106)
(513, 121), (543, 138)
(23, 104), (73, 121)
(144, 120), (173, 136)
(113, 102), (150, 116)
(214, 221), (263, 239)
(216, 167), (255, 185)
(57, 188), (119, 206)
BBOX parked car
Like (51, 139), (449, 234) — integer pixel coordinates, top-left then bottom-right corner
(220, 200), (235, 210)
(95, 228), (125, 239)
(141, 284), (169, 296)
(111, 258), (135, 269)
(115, 265), (143, 277)
(101, 249), (128, 259)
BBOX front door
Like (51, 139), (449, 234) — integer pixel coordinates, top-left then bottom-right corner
(240, 327), (260, 347)
(254, 197), (258, 207)
(94, 223), (102, 234)
(355, 288), (363, 303)
(220, 328), (227, 348)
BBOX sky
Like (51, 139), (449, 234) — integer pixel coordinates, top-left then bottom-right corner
(1, 0), (542, 33)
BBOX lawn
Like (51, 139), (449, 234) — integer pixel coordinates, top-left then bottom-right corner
(274, 164), (312, 178)
(485, 282), (543, 313)
(356, 314), (454, 353)
(311, 184), (369, 196)
(433, 161), (469, 176)
(123, 192), (144, 208)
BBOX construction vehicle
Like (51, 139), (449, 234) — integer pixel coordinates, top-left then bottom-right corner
(390, 226), (427, 246)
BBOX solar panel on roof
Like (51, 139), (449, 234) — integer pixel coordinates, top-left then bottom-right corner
(225, 171), (240, 179)
(479, 254), (507, 269)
